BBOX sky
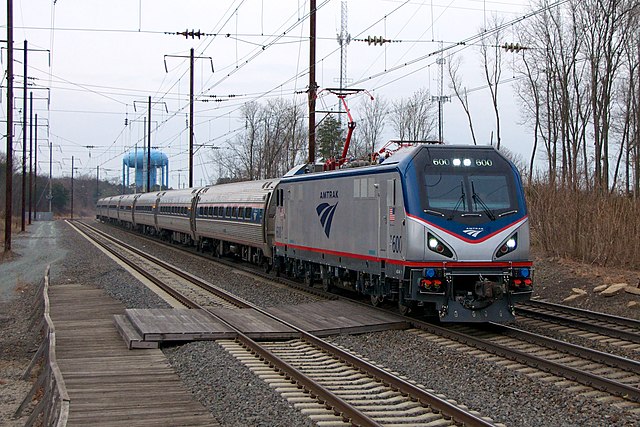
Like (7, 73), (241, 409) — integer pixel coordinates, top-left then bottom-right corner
(1, 0), (539, 189)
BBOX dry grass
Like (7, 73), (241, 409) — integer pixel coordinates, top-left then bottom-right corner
(0, 216), (22, 252)
(527, 184), (640, 270)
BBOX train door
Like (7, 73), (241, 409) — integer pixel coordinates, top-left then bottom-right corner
(386, 178), (402, 259)
(378, 180), (387, 258)
(263, 191), (275, 258)
(190, 189), (202, 238)
(153, 193), (163, 231)
(190, 196), (198, 234)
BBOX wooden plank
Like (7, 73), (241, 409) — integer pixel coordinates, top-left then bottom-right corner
(208, 307), (299, 339)
(124, 308), (236, 341)
(113, 315), (158, 349)
(48, 284), (217, 426)
(265, 300), (409, 335)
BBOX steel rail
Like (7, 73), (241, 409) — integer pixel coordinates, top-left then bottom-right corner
(70, 221), (197, 309)
(520, 299), (640, 329)
(74, 221), (254, 308)
(516, 306), (640, 344)
(412, 319), (640, 403)
(81, 220), (493, 426)
(492, 323), (640, 375)
(73, 221), (382, 426)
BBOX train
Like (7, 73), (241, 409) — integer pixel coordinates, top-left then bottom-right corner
(97, 142), (533, 322)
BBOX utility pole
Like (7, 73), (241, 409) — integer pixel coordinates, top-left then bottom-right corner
(164, 48), (213, 188)
(308, 0), (317, 165)
(33, 114), (38, 219)
(96, 165), (100, 200)
(28, 92), (33, 224)
(431, 42), (450, 143)
(133, 101), (167, 192)
(4, 0), (14, 251)
(48, 141), (52, 213)
(21, 40), (27, 231)
(70, 156), (74, 220)
(189, 48), (194, 187)
(147, 96), (151, 192)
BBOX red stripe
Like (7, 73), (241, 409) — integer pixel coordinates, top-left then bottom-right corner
(406, 213), (528, 244)
(274, 242), (532, 269)
(388, 260), (533, 268)
(275, 241), (383, 262)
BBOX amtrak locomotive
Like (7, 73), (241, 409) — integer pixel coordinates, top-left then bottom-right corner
(97, 143), (533, 322)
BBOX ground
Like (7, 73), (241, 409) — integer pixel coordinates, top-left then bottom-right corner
(532, 252), (640, 319)
(0, 223), (639, 425)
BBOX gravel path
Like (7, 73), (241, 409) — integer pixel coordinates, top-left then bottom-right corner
(2, 219), (640, 426)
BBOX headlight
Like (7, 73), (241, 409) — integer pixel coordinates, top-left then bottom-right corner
(427, 233), (453, 258)
(496, 234), (518, 258)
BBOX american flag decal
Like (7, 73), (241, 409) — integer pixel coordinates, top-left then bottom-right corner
(389, 207), (396, 222)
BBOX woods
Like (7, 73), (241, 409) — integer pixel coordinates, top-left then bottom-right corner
(2, 1), (639, 268)
(515, 0), (639, 194)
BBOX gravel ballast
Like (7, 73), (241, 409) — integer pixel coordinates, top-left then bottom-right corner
(2, 219), (640, 426)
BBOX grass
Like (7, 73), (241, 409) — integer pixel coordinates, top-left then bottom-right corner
(527, 184), (640, 270)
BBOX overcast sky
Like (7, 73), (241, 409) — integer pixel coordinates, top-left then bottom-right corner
(3, 0), (535, 188)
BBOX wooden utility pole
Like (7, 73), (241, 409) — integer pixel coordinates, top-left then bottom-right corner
(189, 48), (194, 187)
(70, 156), (74, 220)
(28, 92), (33, 224)
(147, 96), (151, 192)
(34, 114), (37, 219)
(308, 0), (317, 165)
(164, 48), (212, 188)
(21, 40), (27, 231)
(4, 0), (14, 251)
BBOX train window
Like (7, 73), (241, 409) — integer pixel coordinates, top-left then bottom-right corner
(245, 207), (252, 219)
(238, 207), (245, 219)
(213, 206), (219, 216)
(225, 207), (232, 217)
(387, 179), (396, 206)
(232, 207), (238, 218)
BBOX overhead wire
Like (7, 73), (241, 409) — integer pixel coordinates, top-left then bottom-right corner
(38, 0), (563, 184)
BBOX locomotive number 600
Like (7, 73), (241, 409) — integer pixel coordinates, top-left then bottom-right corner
(390, 235), (402, 253)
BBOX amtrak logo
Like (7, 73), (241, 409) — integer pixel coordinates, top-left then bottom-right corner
(316, 202), (338, 238)
(463, 227), (484, 238)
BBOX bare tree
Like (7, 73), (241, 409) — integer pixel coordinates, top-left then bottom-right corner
(479, 15), (505, 150)
(354, 95), (388, 159)
(213, 98), (307, 182)
(447, 55), (477, 145)
(390, 88), (436, 141)
(580, 0), (633, 192)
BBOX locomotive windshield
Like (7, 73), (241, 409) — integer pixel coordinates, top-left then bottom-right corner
(417, 147), (519, 222)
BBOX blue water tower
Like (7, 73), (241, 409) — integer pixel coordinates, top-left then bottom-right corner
(122, 148), (169, 191)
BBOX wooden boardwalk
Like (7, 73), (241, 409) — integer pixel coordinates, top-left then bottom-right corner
(48, 284), (218, 426)
(115, 300), (409, 348)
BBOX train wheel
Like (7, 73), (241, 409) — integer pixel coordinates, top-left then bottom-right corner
(371, 295), (384, 307)
(398, 301), (411, 316)
(304, 271), (314, 286)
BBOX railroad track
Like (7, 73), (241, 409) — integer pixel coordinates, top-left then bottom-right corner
(88, 219), (640, 418)
(515, 300), (640, 352)
(74, 220), (496, 426)
(407, 320), (640, 412)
